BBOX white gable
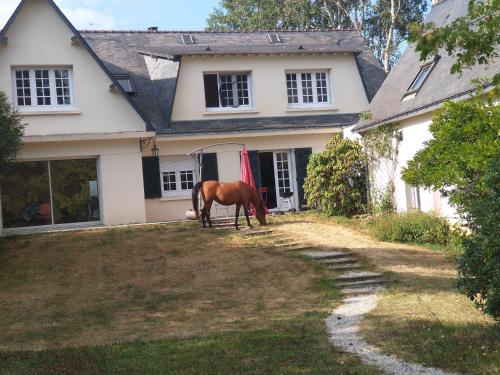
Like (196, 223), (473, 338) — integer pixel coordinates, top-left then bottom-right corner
(0, 0), (147, 137)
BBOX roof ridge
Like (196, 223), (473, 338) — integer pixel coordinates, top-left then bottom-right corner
(79, 28), (358, 34)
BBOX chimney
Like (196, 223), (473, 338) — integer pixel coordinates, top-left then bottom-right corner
(148, 26), (158, 32)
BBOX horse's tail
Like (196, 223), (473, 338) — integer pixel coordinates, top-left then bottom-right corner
(192, 181), (204, 219)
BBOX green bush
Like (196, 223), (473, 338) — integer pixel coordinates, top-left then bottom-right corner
(303, 135), (367, 217)
(368, 211), (450, 245)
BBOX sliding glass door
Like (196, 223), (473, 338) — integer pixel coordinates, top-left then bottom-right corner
(1, 158), (100, 229)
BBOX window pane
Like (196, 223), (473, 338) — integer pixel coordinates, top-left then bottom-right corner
(219, 74), (234, 107)
(301, 73), (313, 103)
(54, 70), (71, 105)
(35, 69), (51, 106)
(286, 73), (298, 104)
(14, 70), (31, 106)
(50, 159), (100, 224)
(180, 170), (194, 190)
(315, 72), (329, 102)
(1, 161), (52, 228)
(235, 74), (249, 106)
(163, 172), (176, 191)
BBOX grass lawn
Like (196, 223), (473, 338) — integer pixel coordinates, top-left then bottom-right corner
(0, 220), (378, 374)
(276, 213), (500, 375)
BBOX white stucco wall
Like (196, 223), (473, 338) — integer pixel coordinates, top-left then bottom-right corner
(144, 131), (335, 222)
(172, 54), (369, 121)
(365, 112), (456, 219)
(0, 0), (146, 136)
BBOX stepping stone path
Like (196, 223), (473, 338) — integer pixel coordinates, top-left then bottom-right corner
(242, 228), (460, 375)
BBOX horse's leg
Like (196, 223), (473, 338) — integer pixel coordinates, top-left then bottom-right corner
(243, 203), (252, 228)
(235, 204), (241, 230)
(201, 206), (207, 228)
(205, 200), (214, 228)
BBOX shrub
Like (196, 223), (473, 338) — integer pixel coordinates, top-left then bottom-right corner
(0, 91), (24, 177)
(368, 211), (450, 245)
(303, 135), (367, 217)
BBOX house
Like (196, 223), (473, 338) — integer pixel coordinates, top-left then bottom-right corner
(0, 0), (385, 234)
(350, 0), (499, 219)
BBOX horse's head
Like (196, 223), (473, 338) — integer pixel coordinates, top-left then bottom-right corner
(255, 198), (267, 226)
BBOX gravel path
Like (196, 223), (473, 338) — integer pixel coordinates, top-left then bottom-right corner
(326, 294), (461, 375)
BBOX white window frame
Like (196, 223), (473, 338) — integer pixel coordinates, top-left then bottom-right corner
(204, 71), (253, 111)
(160, 156), (198, 198)
(11, 67), (75, 113)
(285, 70), (332, 108)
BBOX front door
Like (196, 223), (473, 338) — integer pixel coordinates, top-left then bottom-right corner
(273, 151), (294, 210)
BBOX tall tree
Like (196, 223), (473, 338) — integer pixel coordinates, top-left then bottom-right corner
(206, 0), (429, 71)
(0, 91), (24, 178)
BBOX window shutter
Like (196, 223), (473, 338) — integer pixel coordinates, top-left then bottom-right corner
(204, 74), (220, 108)
(294, 148), (312, 209)
(248, 150), (261, 190)
(199, 153), (219, 181)
(142, 157), (162, 198)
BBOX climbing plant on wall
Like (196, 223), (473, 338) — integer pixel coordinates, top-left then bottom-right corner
(361, 123), (402, 213)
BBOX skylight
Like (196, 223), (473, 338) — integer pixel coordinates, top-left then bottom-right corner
(268, 33), (282, 44)
(404, 57), (439, 97)
(181, 34), (195, 45)
(116, 77), (134, 94)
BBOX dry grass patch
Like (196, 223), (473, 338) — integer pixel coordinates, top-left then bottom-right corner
(0, 222), (330, 351)
(275, 214), (499, 375)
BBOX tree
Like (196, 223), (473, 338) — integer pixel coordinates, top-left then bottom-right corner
(402, 101), (500, 319)
(206, 0), (429, 72)
(408, 0), (500, 96)
(0, 91), (24, 178)
(304, 135), (367, 216)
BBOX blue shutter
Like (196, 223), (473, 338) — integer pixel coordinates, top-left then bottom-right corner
(294, 148), (312, 208)
(142, 157), (162, 198)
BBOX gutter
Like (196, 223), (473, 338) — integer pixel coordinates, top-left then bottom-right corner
(354, 84), (494, 132)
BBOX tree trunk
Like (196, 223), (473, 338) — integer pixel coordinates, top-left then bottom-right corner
(383, 0), (399, 72)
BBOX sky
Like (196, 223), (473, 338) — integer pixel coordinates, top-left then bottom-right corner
(0, 0), (220, 31)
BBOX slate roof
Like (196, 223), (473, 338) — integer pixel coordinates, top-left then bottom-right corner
(80, 30), (386, 135)
(354, 0), (500, 132)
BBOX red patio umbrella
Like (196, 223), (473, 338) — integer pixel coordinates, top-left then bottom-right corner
(240, 146), (256, 215)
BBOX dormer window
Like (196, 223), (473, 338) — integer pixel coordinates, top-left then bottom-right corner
(403, 56), (439, 98)
(13, 67), (74, 111)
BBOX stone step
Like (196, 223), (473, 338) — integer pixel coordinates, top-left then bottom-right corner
(334, 271), (383, 282)
(319, 257), (359, 265)
(301, 251), (353, 260)
(243, 230), (274, 236)
(274, 242), (303, 248)
(341, 285), (386, 296)
(282, 246), (314, 252)
(327, 263), (363, 271)
(336, 278), (385, 288)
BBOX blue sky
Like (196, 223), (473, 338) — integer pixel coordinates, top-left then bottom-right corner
(0, 0), (220, 31)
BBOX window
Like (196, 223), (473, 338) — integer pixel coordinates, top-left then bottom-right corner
(286, 71), (331, 107)
(13, 67), (74, 110)
(181, 34), (195, 44)
(114, 76), (135, 95)
(404, 57), (439, 97)
(268, 33), (282, 44)
(162, 171), (177, 191)
(203, 73), (251, 109)
(160, 156), (197, 197)
(0, 159), (100, 228)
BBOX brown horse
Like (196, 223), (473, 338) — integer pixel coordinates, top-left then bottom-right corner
(192, 180), (266, 229)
